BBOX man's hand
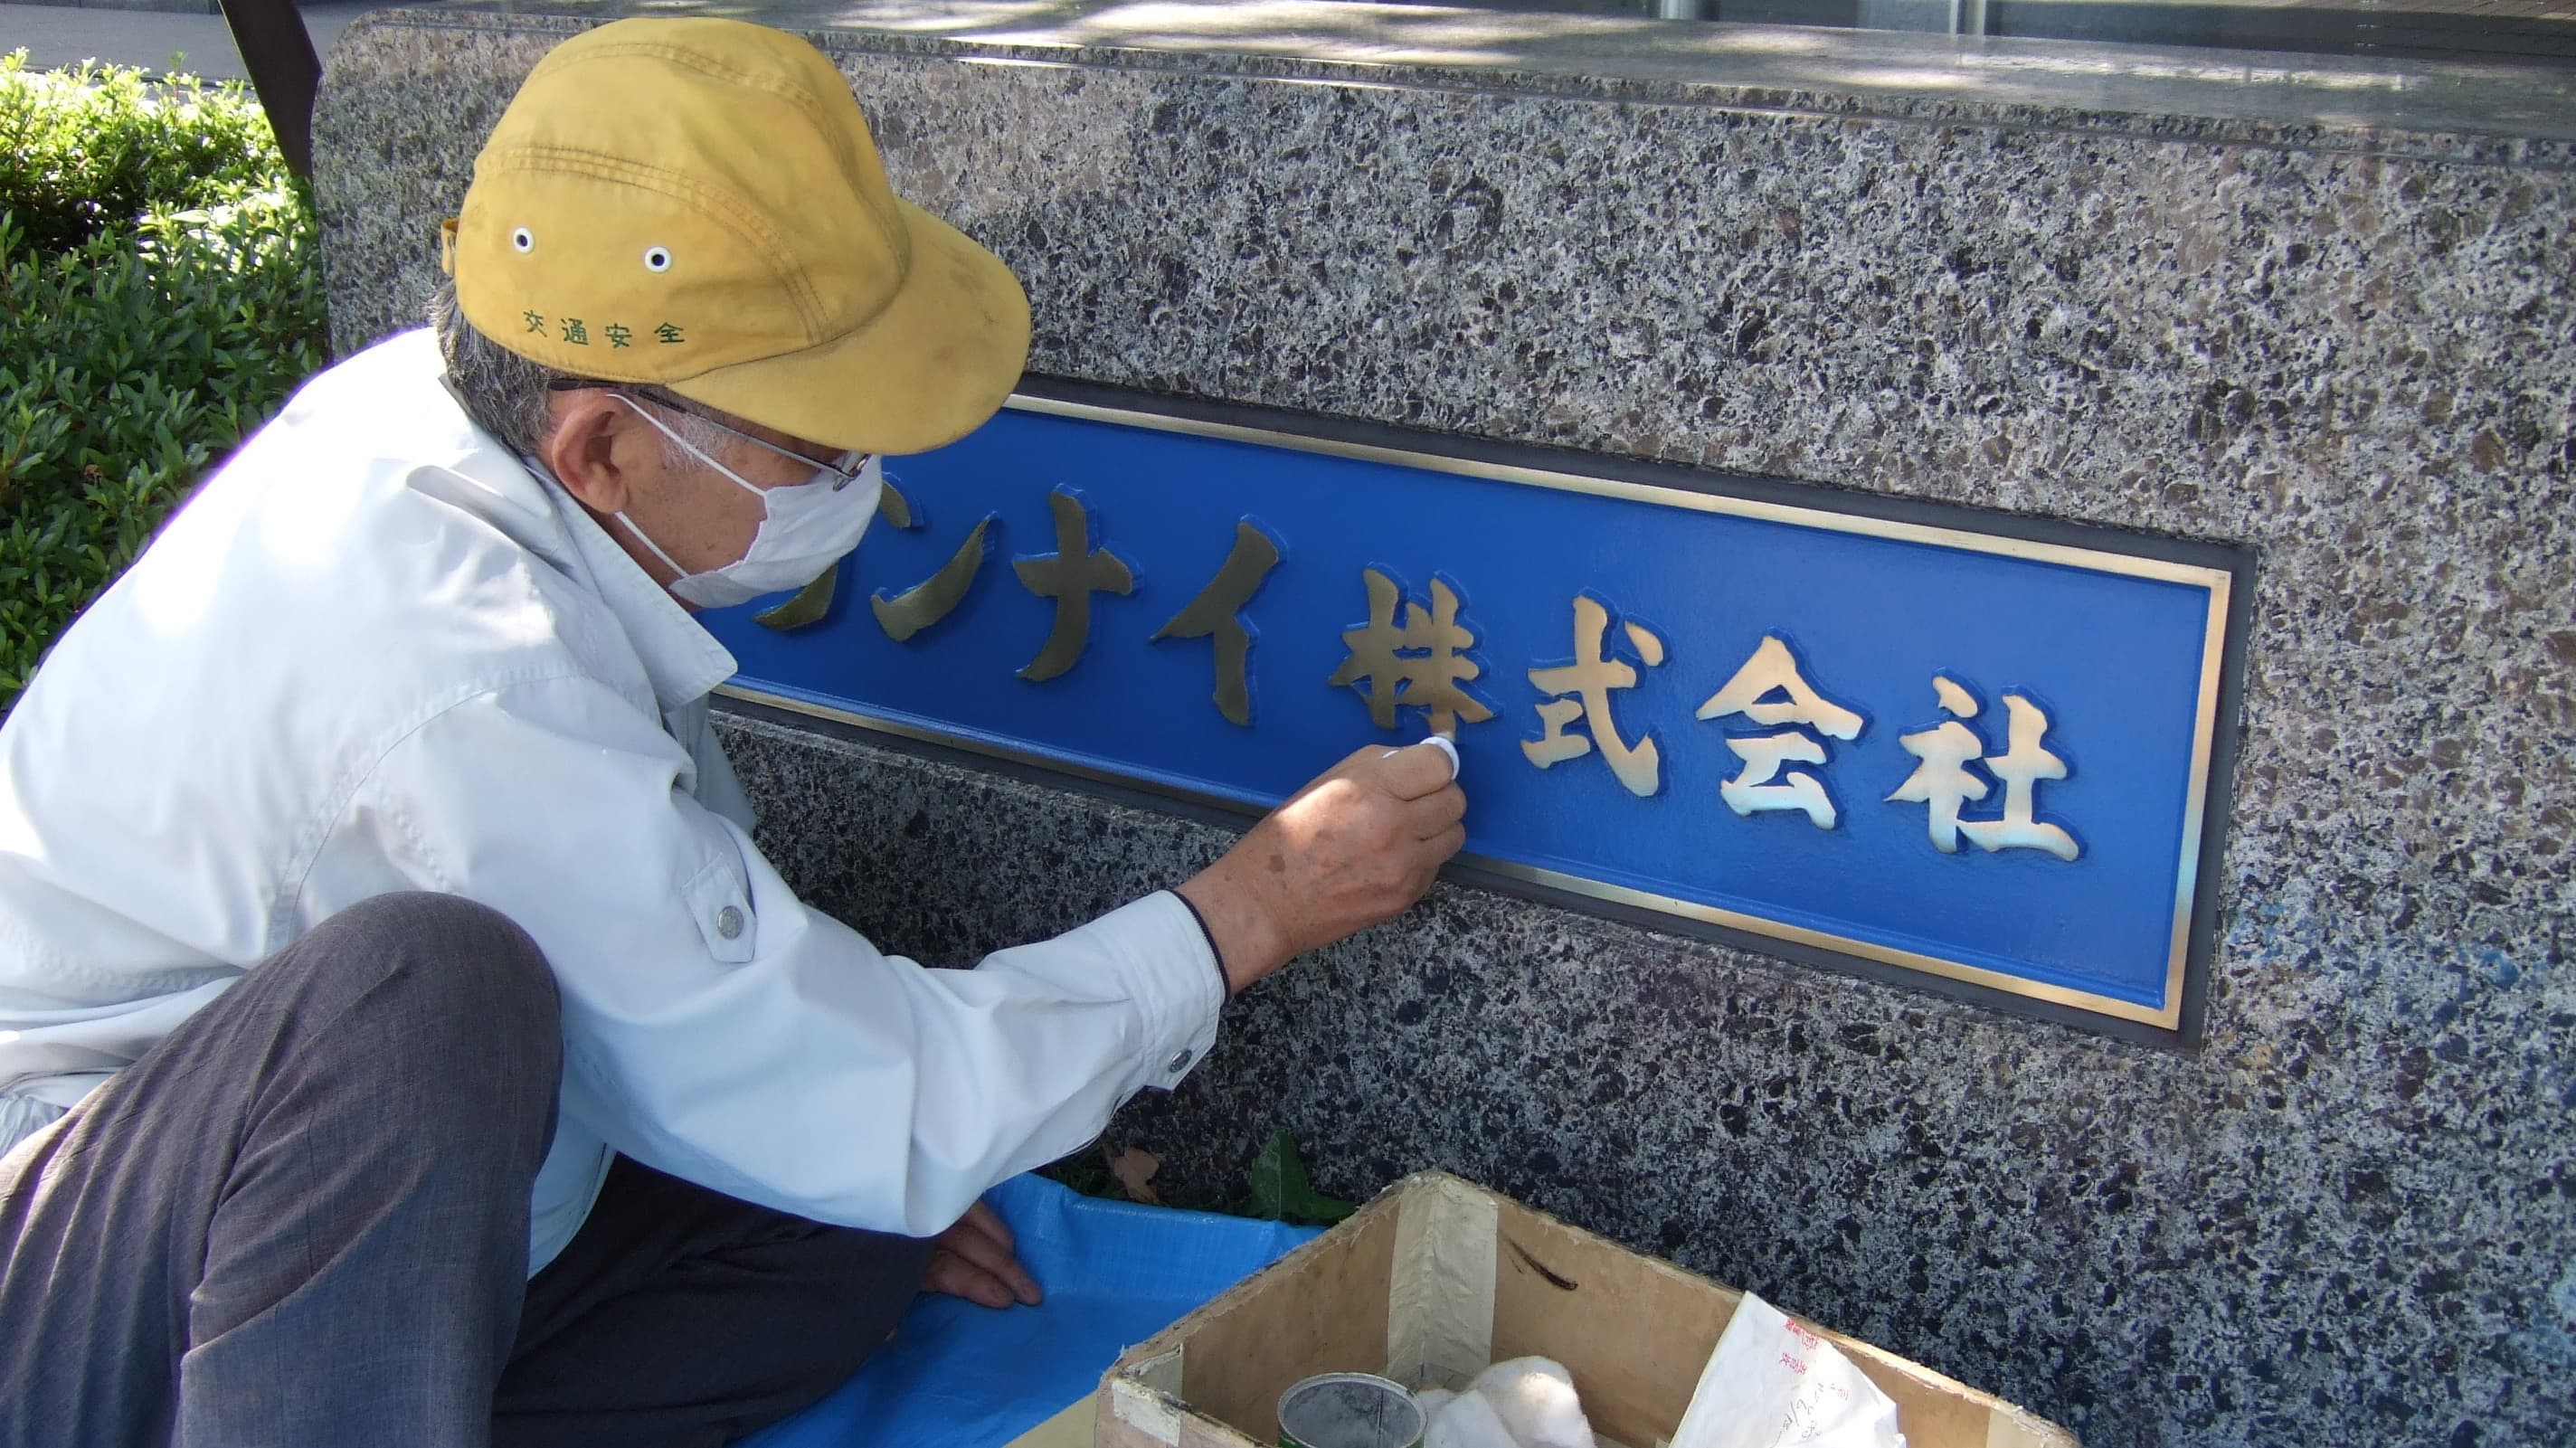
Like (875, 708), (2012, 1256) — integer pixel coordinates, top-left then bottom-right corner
(924, 1201), (1042, 1310)
(1176, 736), (1467, 994)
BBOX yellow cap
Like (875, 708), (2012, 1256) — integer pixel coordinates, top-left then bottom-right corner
(448, 17), (1030, 455)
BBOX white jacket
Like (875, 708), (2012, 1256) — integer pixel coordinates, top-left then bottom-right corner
(0, 330), (1221, 1272)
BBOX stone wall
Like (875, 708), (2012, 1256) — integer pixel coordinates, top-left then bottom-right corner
(317, 6), (2575, 1442)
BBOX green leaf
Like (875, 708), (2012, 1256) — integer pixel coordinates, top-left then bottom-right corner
(0, 62), (322, 718)
(1247, 1130), (1356, 1226)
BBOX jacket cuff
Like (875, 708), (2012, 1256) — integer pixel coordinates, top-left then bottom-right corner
(1112, 890), (1224, 1089)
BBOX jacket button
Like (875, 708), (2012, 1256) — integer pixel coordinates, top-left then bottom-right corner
(1165, 1049), (1192, 1073)
(715, 906), (744, 940)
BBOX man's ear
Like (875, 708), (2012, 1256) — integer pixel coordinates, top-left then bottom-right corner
(543, 392), (639, 516)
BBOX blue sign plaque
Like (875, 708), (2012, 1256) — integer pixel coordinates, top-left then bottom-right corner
(708, 384), (2247, 1041)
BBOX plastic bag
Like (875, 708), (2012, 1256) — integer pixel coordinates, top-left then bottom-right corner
(1666, 1292), (1905, 1448)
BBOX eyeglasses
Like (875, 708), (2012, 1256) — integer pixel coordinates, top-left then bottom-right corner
(547, 379), (869, 490)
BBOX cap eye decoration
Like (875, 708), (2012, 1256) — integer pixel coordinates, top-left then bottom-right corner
(642, 245), (673, 273)
(511, 226), (535, 253)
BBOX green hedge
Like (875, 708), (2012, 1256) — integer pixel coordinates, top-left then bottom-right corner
(0, 52), (327, 712)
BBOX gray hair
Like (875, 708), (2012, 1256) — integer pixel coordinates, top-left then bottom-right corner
(428, 280), (738, 474)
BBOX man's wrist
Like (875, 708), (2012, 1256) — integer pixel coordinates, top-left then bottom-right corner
(1167, 888), (1230, 1002)
(1173, 866), (1293, 995)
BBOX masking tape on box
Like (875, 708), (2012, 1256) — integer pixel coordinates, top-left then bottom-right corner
(1109, 1349), (1187, 1446)
(1385, 1176), (1499, 1390)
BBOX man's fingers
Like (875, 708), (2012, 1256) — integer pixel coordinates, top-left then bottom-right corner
(1423, 822), (1466, 864)
(939, 1208), (1041, 1304)
(1406, 782), (1467, 838)
(1415, 733), (1460, 781)
(1375, 736), (1460, 800)
(961, 1199), (1016, 1254)
(1334, 743), (1387, 776)
(923, 1248), (1017, 1310)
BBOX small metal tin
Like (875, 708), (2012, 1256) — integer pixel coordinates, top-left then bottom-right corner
(1275, 1371), (1425, 1448)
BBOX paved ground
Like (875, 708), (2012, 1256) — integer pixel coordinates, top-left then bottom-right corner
(3, 0), (2564, 81)
(0, 1), (384, 80)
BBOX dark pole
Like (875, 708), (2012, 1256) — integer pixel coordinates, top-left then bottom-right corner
(216, 0), (321, 181)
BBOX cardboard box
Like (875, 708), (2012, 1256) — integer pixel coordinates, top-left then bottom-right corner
(1096, 1171), (2077, 1448)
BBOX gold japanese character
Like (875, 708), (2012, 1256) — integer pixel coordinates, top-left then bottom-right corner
(1523, 594), (1664, 798)
(754, 563), (837, 632)
(1888, 676), (2079, 860)
(876, 479), (915, 531)
(1011, 488), (1133, 681)
(1152, 520), (1283, 727)
(867, 480), (994, 642)
(1882, 677), (1986, 849)
(751, 481), (961, 635)
(1695, 635), (1865, 828)
(1328, 569), (1494, 737)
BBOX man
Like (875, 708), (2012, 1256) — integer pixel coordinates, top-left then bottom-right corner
(0, 18), (1466, 1446)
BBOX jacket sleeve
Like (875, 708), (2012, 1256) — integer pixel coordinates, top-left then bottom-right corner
(325, 672), (1224, 1236)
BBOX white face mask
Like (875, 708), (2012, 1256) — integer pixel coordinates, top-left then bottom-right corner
(611, 394), (881, 610)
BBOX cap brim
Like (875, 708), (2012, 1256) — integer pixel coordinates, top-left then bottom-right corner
(669, 201), (1031, 456)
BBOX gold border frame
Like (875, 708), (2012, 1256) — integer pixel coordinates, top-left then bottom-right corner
(724, 393), (2232, 1031)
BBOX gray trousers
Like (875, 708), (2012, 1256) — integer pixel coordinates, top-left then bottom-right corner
(0, 893), (933, 1448)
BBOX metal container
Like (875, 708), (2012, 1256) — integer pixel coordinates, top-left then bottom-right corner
(1275, 1371), (1425, 1448)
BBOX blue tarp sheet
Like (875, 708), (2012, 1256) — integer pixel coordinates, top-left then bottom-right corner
(742, 1174), (1321, 1448)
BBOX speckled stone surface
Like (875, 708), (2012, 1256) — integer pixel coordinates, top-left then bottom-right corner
(319, 7), (2573, 1443)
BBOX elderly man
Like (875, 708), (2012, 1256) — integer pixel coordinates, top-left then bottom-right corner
(0, 18), (1465, 1447)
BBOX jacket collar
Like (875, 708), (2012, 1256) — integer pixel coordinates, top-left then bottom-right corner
(543, 481), (740, 715)
(433, 371), (738, 715)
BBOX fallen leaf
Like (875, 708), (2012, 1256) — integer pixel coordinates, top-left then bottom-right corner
(1110, 1146), (1161, 1205)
